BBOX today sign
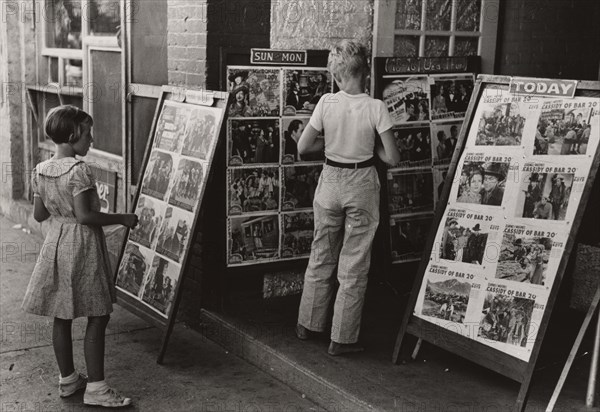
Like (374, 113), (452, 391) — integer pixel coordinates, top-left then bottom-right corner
(509, 77), (578, 98)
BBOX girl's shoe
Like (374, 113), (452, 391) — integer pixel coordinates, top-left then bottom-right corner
(58, 373), (87, 397)
(84, 387), (132, 408)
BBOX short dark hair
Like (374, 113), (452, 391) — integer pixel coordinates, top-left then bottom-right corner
(44, 105), (93, 144)
(288, 119), (304, 134)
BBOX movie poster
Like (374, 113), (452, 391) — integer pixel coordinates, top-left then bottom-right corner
(228, 214), (280, 265)
(155, 206), (193, 263)
(281, 117), (325, 164)
(390, 124), (432, 168)
(181, 106), (220, 160)
(387, 170), (434, 216)
(430, 121), (462, 165)
(282, 68), (332, 116)
(282, 165), (322, 211)
(390, 214), (432, 263)
(432, 165), (449, 209)
(227, 167), (280, 215)
(168, 159), (204, 213)
(430, 74), (474, 121)
(382, 76), (431, 124)
(141, 150), (177, 201)
(129, 196), (166, 249)
(141, 255), (181, 316)
(228, 118), (280, 165)
(281, 212), (314, 259)
(227, 67), (281, 117)
(116, 243), (154, 298)
(153, 101), (192, 153)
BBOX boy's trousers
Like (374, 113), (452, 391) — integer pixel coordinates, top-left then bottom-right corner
(298, 164), (380, 344)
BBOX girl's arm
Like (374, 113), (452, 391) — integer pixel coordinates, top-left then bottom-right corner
(376, 129), (401, 166)
(74, 190), (138, 228)
(297, 124), (324, 154)
(33, 197), (51, 222)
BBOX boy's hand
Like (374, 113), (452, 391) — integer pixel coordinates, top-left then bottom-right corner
(122, 213), (139, 229)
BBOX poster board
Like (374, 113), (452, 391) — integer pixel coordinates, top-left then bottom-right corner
(114, 86), (228, 361)
(392, 75), (600, 411)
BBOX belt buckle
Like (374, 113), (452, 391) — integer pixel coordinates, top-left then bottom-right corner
(354, 162), (358, 170)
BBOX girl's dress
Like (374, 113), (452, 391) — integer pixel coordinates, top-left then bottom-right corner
(22, 157), (116, 319)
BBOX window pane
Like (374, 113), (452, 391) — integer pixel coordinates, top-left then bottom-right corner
(425, 0), (451, 31)
(455, 37), (479, 56)
(49, 57), (59, 82)
(394, 36), (420, 57)
(131, 96), (158, 184)
(45, 0), (82, 49)
(65, 59), (83, 87)
(395, 0), (422, 30)
(89, 0), (121, 35)
(456, 0), (481, 31)
(424, 36), (449, 57)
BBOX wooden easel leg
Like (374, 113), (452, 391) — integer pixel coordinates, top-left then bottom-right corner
(546, 285), (600, 412)
(411, 338), (423, 360)
(586, 308), (600, 407)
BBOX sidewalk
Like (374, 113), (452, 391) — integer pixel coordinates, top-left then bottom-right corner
(0, 215), (319, 412)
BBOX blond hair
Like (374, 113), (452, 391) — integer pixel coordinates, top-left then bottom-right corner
(327, 40), (370, 83)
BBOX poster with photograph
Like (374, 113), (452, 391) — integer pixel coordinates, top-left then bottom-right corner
(282, 69), (332, 116)
(153, 101), (192, 153)
(228, 214), (280, 265)
(495, 223), (566, 287)
(227, 67), (281, 117)
(391, 124), (432, 168)
(430, 121), (462, 165)
(382, 76), (430, 124)
(470, 89), (528, 146)
(390, 214), (432, 263)
(387, 170), (434, 215)
(430, 74), (474, 121)
(228, 167), (280, 215)
(141, 256), (180, 316)
(433, 165), (449, 209)
(282, 165), (322, 211)
(454, 154), (512, 207)
(168, 159), (204, 213)
(533, 97), (598, 156)
(181, 106), (219, 159)
(155, 206), (193, 263)
(228, 118), (280, 165)
(141, 150), (176, 201)
(281, 212), (314, 259)
(281, 117), (325, 163)
(115, 243), (154, 298)
(129, 196), (166, 249)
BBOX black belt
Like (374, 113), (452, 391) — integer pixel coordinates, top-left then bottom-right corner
(325, 157), (375, 169)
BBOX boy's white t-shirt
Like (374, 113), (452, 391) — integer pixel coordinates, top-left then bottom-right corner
(309, 91), (393, 163)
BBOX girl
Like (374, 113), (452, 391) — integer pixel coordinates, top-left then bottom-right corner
(22, 105), (138, 407)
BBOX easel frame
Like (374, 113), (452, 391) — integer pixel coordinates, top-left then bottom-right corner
(392, 75), (600, 411)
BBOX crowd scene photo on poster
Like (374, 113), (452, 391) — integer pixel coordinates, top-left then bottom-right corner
(281, 212), (314, 258)
(440, 218), (488, 265)
(229, 119), (280, 165)
(430, 76), (474, 120)
(156, 208), (191, 263)
(227, 68), (281, 117)
(382, 76), (430, 124)
(283, 69), (332, 116)
(154, 104), (191, 152)
(229, 215), (279, 263)
(479, 292), (535, 347)
(496, 233), (552, 286)
(228, 167), (280, 214)
(130, 196), (164, 249)
(474, 102), (526, 146)
(388, 171), (434, 215)
(534, 106), (593, 155)
(182, 111), (216, 159)
(517, 171), (574, 221)
(431, 122), (460, 164)
(390, 216), (431, 261)
(281, 118), (325, 163)
(116, 243), (152, 298)
(282, 166), (321, 210)
(168, 160), (203, 212)
(456, 161), (509, 206)
(421, 275), (471, 324)
(142, 151), (174, 200)
(392, 126), (432, 167)
(141, 256), (178, 315)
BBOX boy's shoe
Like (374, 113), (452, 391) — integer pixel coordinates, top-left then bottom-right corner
(328, 341), (365, 356)
(295, 323), (311, 340)
(58, 373), (87, 397)
(84, 387), (132, 408)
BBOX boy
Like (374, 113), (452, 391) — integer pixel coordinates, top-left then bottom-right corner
(295, 40), (400, 355)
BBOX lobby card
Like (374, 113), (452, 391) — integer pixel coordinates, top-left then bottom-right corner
(141, 255), (181, 317)
(226, 67), (281, 117)
(167, 158), (204, 213)
(381, 75), (431, 124)
(155, 206), (194, 263)
(430, 74), (475, 121)
(228, 118), (280, 166)
(281, 212), (314, 259)
(115, 242), (154, 299)
(228, 214), (280, 266)
(430, 121), (463, 165)
(129, 195), (166, 250)
(227, 166), (280, 215)
(141, 150), (178, 201)
(282, 68), (332, 116)
(495, 223), (567, 288)
(390, 123), (432, 169)
(387, 169), (434, 216)
(390, 214), (432, 263)
(433, 165), (450, 209)
(281, 165), (322, 211)
(153, 100), (192, 153)
(281, 117), (325, 164)
(181, 105), (220, 160)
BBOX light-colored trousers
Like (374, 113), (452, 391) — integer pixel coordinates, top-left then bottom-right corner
(298, 164), (380, 344)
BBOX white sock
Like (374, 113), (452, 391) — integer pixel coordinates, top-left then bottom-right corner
(86, 380), (109, 393)
(59, 371), (79, 385)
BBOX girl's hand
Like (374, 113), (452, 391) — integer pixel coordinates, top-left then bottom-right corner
(122, 213), (139, 229)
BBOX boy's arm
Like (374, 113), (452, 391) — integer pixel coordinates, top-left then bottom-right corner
(297, 124), (324, 154)
(74, 190), (138, 228)
(376, 128), (401, 166)
(33, 197), (51, 222)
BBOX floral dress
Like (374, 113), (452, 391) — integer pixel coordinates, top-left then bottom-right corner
(22, 157), (116, 319)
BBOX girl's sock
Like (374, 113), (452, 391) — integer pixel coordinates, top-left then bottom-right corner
(59, 370), (79, 385)
(86, 380), (109, 393)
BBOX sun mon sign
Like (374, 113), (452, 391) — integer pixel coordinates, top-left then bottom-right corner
(250, 49), (307, 65)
